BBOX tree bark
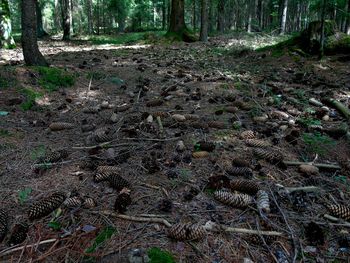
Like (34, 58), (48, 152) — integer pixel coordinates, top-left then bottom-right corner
(86, 0), (93, 34)
(0, 0), (16, 48)
(162, 0), (167, 30)
(280, 0), (288, 34)
(200, 0), (208, 41)
(193, 0), (196, 30)
(347, 0), (350, 35)
(167, 0), (194, 41)
(21, 0), (48, 66)
(61, 0), (71, 40)
(36, 0), (48, 38)
(319, 0), (327, 58)
(217, 0), (224, 33)
(208, 0), (214, 33)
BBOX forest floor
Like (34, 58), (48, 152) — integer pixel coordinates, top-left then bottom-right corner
(0, 33), (350, 263)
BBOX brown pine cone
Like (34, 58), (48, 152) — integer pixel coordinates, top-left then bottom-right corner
(28, 192), (66, 220)
(240, 130), (255, 139)
(49, 122), (74, 131)
(63, 196), (82, 208)
(327, 205), (350, 221)
(37, 149), (68, 164)
(94, 166), (120, 182)
(108, 174), (130, 191)
(167, 223), (206, 241)
(114, 188), (132, 213)
(146, 99), (163, 107)
(83, 197), (96, 208)
(226, 167), (253, 177)
(245, 139), (271, 148)
(192, 151), (209, 158)
(231, 157), (251, 167)
(208, 121), (226, 129)
(0, 209), (8, 242)
(230, 179), (261, 195)
(195, 141), (216, 152)
(253, 148), (283, 163)
(183, 114), (200, 121)
(245, 234), (275, 245)
(214, 190), (253, 208)
(257, 190), (270, 213)
(8, 223), (29, 245)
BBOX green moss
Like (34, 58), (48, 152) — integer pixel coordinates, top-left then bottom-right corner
(34, 67), (75, 92)
(148, 247), (175, 263)
(89, 31), (166, 45)
(302, 132), (336, 156)
(20, 88), (43, 111)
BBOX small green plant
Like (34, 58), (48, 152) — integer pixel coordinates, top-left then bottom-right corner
(18, 188), (32, 205)
(20, 88), (43, 111)
(48, 221), (62, 231)
(302, 132), (336, 156)
(85, 226), (117, 254)
(0, 129), (11, 137)
(249, 106), (263, 118)
(148, 247), (175, 263)
(35, 66), (75, 91)
(30, 145), (46, 160)
(297, 117), (321, 127)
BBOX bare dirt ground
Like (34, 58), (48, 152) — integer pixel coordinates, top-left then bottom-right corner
(1, 36), (350, 262)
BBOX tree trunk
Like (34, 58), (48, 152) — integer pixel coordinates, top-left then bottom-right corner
(193, 0), (196, 30)
(217, 0), (224, 33)
(21, 0), (48, 66)
(200, 0), (208, 41)
(347, 0), (350, 35)
(70, 0), (74, 35)
(162, 0), (166, 30)
(280, 0), (288, 34)
(208, 0), (214, 33)
(36, 0), (48, 38)
(319, 0), (327, 58)
(0, 0), (15, 48)
(61, 0), (71, 40)
(247, 0), (253, 33)
(86, 0), (93, 34)
(167, 0), (194, 41)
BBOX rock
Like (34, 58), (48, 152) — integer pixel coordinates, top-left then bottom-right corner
(253, 115), (268, 122)
(299, 164), (319, 176)
(172, 114), (186, 122)
(322, 115), (330, 121)
(176, 140), (185, 152)
(128, 249), (150, 263)
(101, 101), (109, 109)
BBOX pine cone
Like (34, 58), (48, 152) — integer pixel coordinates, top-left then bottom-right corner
(195, 141), (215, 152)
(214, 190), (253, 208)
(208, 121), (226, 129)
(254, 148), (283, 163)
(245, 234), (275, 245)
(257, 190), (270, 213)
(8, 223), (29, 245)
(153, 111), (169, 118)
(114, 189), (132, 213)
(327, 205), (350, 221)
(230, 180), (261, 195)
(167, 223), (206, 241)
(28, 192), (66, 220)
(231, 157), (251, 167)
(240, 130), (255, 139)
(38, 149), (68, 164)
(63, 196), (82, 208)
(49, 122), (74, 131)
(146, 99), (163, 107)
(183, 114), (200, 121)
(226, 167), (253, 177)
(94, 166), (120, 182)
(94, 127), (117, 143)
(189, 121), (209, 129)
(0, 209), (8, 242)
(108, 174), (130, 191)
(245, 139), (271, 148)
(192, 151), (209, 158)
(83, 197), (96, 208)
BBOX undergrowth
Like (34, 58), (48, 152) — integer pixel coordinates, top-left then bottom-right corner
(20, 88), (43, 111)
(148, 247), (175, 263)
(302, 132), (336, 156)
(34, 67), (75, 91)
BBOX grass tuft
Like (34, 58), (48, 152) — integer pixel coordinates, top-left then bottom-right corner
(148, 247), (175, 263)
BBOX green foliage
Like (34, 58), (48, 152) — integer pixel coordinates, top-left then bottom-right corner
(85, 226), (117, 254)
(20, 88), (43, 111)
(34, 67), (75, 92)
(0, 129), (10, 137)
(18, 188), (32, 205)
(297, 117), (321, 127)
(89, 31), (165, 45)
(48, 221), (62, 231)
(30, 145), (46, 160)
(302, 132), (336, 156)
(148, 247), (175, 263)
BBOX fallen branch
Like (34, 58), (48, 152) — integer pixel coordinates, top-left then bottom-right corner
(203, 221), (284, 236)
(324, 98), (350, 120)
(283, 161), (341, 170)
(91, 211), (172, 228)
(0, 239), (57, 257)
(284, 186), (320, 193)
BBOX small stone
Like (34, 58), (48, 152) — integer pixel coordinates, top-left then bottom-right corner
(322, 115), (330, 121)
(299, 164), (319, 176)
(280, 125), (288, 131)
(101, 101), (109, 109)
(172, 114), (186, 122)
(176, 140), (185, 152)
(253, 115), (268, 122)
(110, 113), (118, 123)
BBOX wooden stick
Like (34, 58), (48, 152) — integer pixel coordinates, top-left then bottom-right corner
(283, 161), (341, 169)
(0, 239), (57, 257)
(91, 211), (172, 228)
(156, 116), (164, 136)
(324, 98), (350, 120)
(203, 221), (283, 236)
(284, 186), (320, 193)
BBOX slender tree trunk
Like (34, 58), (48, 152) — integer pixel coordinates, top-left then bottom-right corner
(280, 0), (288, 34)
(0, 0), (16, 48)
(247, 0), (253, 33)
(36, 1), (48, 38)
(162, 0), (167, 30)
(61, 0), (71, 40)
(21, 0), (48, 66)
(86, 0), (93, 34)
(208, 0), (214, 33)
(347, 0), (350, 34)
(70, 0), (73, 35)
(168, 0), (189, 38)
(200, 0), (208, 41)
(319, 0), (327, 58)
(193, 0), (196, 30)
(217, 0), (224, 33)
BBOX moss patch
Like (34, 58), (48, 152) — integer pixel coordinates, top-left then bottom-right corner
(20, 88), (43, 111)
(34, 67), (75, 92)
(148, 247), (175, 263)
